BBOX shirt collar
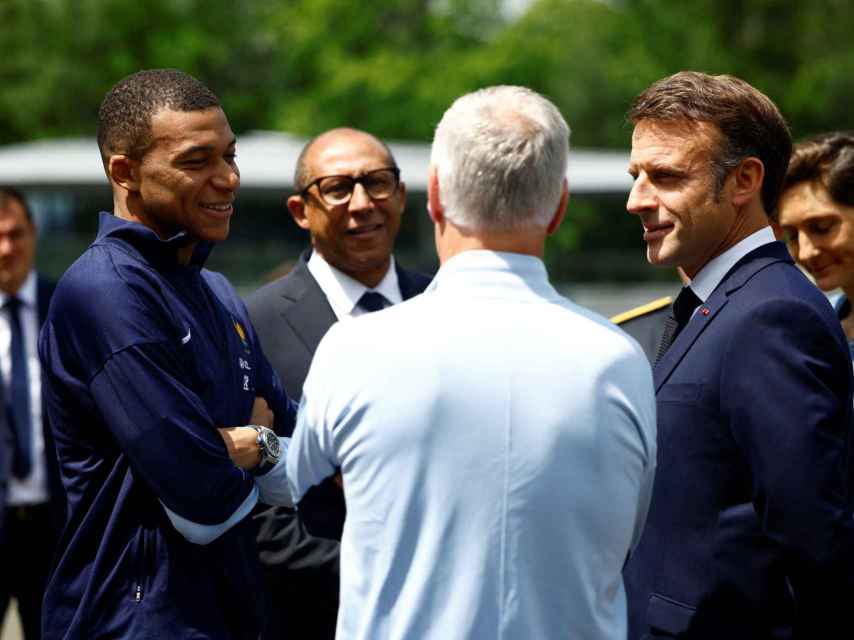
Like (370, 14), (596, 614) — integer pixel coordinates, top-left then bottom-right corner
(95, 212), (214, 268)
(426, 249), (555, 299)
(0, 270), (36, 308)
(307, 251), (402, 319)
(689, 226), (776, 302)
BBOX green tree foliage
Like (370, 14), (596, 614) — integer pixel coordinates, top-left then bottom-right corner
(1, 0), (852, 281)
(0, 0), (278, 143)
(253, 0), (509, 139)
(3, 0), (852, 144)
(619, 0), (854, 139)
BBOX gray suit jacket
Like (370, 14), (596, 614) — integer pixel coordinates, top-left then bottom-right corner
(245, 250), (431, 640)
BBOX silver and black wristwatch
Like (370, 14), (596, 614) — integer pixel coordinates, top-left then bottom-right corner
(251, 425), (281, 475)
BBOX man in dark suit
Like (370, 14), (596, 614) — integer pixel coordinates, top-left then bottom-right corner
(0, 187), (64, 640)
(246, 127), (430, 639)
(612, 295), (671, 364)
(622, 72), (854, 639)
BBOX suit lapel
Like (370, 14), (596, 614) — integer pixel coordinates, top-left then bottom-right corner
(279, 253), (429, 354)
(653, 290), (727, 391)
(34, 274), (65, 517)
(653, 241), (793, 392)
(36, 276), (55, 327)
(279, 252), (338, 355)
(396, 262), (426, 300)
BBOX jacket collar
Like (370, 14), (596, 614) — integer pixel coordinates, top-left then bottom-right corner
(95, 212), (214, 268)
(653, 241), (792, 391)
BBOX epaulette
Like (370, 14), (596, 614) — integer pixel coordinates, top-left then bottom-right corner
(611, 296), (672, 325)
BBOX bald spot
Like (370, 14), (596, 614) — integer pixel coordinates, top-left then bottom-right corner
(295, 128), (395, 190)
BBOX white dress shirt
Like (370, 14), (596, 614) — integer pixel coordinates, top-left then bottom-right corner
(1, 271), (49, 505)
(689, 226), (776, 302)
(307, 251), (402, 319)
(288, 250), (657, 640)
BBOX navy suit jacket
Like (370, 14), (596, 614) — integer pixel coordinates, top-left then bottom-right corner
(0, 275), (65, 540)
(245, 250), (431, 639)
(624, 242), (854, 639)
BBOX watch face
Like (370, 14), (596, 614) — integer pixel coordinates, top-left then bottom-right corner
(263, 430), (281, 459)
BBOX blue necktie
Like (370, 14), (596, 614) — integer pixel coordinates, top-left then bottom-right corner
(6, 296), (31, 478)
(357, 291), (388, 313)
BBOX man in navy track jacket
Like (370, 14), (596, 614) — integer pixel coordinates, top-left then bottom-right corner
(39, 69), (296, 640)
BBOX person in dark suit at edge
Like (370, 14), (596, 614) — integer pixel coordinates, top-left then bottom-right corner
(613, 268), (689, 364)
(0, 187), (64, 640)
(612, 295), (671, 364)
(246, 127), (431, 640)
(621, 71), (854, 639)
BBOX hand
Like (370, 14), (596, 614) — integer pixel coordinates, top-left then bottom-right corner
(333, 472), (343, 489)
(218, 426), (261, 470)
(251, 396), (274, 428)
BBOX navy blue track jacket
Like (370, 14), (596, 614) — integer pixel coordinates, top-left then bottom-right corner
(39, 213), (296, 639)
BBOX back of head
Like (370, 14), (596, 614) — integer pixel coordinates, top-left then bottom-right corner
(778, 132), (854, 220)
(628, 71), (791, 215)
(97, 69), (220, 170)
(431, 86), (569, 232)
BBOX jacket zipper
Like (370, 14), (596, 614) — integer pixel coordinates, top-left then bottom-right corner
(135, 528), (148, 603)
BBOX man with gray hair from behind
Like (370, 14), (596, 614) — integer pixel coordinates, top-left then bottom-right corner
(286, 85), (657, 639)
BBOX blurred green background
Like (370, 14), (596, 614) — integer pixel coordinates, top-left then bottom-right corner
(1, 0), (853, 295)
(4, 3), (852, 636)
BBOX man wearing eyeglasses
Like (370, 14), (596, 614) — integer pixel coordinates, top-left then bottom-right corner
(286, 86), (656, 640)
(246, 127), (430, 640)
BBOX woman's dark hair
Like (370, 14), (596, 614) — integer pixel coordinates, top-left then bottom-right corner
(774, 132), (854, 221)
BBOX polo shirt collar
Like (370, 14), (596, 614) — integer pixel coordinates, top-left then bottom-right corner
(96, 212), (214, 268)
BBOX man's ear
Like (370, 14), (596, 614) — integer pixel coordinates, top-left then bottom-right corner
(427, 166), (443, 224)
(546, 179), (569, 236)
(287, 195), (311, 230)
(108, 155), (140, 192)
(731, 157), (764, 208)
(397, 180), (407, 212)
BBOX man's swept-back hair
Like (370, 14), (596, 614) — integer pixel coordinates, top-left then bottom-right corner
(97, 69), (220, 169)
(775, 132), (854, 222)
(431, 85), (569, 232)
(0, 186), (33, 223)
(628, 71), (792, 216)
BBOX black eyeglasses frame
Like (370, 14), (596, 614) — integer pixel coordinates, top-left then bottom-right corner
(298, 167), (401, 206)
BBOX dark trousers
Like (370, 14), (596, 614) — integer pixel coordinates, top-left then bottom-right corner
(0, 502), (55, 640)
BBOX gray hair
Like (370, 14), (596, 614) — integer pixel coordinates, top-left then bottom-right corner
(430, 86), (570, 232)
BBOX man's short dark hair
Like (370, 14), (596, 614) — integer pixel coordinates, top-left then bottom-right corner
(628, 71), (792, 216)
(293, 128), (397, 193)
(0, 186), (33, 224)
(775, 132), (854, 222)
(97, 69), (220, 169)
